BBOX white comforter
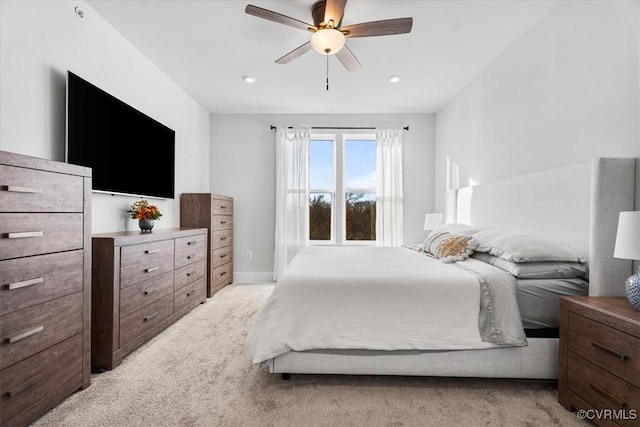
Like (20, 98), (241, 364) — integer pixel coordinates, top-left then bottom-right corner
(247, 246), (526, 364)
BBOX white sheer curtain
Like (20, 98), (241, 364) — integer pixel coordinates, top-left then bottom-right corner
(274, 127), (310, 280)
(375, 128), (404, 247)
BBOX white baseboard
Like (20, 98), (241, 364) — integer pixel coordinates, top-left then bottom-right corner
(233, 272), (275, 283)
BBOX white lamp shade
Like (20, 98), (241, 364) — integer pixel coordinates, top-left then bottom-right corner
(424, 213), (444, 231)
(614, 211), (640, 260)
(310, 29), (345, 55)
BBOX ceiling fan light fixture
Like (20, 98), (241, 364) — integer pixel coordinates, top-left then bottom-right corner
(310, 28), (345, 55)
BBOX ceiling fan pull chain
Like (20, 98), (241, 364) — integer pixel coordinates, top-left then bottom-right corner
(326, 49), (330, 91)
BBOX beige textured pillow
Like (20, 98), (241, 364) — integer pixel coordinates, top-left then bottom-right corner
(438, 235), (477, 263)
(422, 231), (449, 254)
(423, 232), (477, 263)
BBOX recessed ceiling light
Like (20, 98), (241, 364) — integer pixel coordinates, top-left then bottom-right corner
(388, 75), (401, 83)
(242, 75), (257, 84)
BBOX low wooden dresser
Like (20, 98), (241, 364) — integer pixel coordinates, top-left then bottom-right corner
(180, 193), (234, 297)
(0, 150), (91, 427)
(91, 228), (207, 371)
(559, 296), (640, 426)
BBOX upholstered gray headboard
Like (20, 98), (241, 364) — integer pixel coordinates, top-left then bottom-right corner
(456, 158), (636, 297)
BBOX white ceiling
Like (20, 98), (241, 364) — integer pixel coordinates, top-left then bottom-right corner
(86, 0), (558, 114)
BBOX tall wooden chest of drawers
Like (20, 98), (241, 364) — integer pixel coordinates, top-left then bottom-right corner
(91, 228), (207, 370)
(180, 193), (233, 297)
(559, 296), (640, 426)
(0, 150), (92, 427)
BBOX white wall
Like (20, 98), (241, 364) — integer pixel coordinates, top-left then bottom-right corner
(210, 114), (435, 282)
(434, 0), (640, 215)
(0, 1), (210, 233)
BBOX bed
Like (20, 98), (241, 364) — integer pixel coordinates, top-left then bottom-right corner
(247, 158), (637, 379)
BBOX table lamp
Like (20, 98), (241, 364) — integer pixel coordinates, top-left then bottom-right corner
(424, 213), (444, 232)
(614, 211), (640, 310)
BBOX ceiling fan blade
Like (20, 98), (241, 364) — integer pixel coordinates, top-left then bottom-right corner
(324, 0), (347, 26)
(245, 4), (312, 31)
(335, 45), (361, 73)
(275, 42), (313, 64)
(342, 17), (413, 38)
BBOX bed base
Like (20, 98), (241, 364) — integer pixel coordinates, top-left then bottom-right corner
(270, 338), (558, 379)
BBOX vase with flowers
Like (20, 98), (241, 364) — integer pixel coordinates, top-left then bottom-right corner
(128, 199), (162, 232)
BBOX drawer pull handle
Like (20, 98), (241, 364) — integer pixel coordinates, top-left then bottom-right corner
(220, 271), (227, 276)
(7, 231), (43, 239)
(220, 206), (227, 209)
(7, 383), (32, 398)
(8, 276), (44, 290)
(144, 312), (159, 322)
(143, 288), (155, 296)
(220, 254), (227, 258)
(590, 384), (627, 409)
(7, 325), (44, 344)
(220, 221), (227, 224)
(220, 237), (227, 241)
(187, 271), (196, 277)
(145, 266), (160, 273)
(5, 185), (42, 194)
(7, 185), (42, 193)
(187, 241), (197, 245)
(145, 249), (160, 254)
(591, 341), (628, 361)
(6, 375), (41, 399)
(186, 289), (195, 297)
(187, 255), (193, 260)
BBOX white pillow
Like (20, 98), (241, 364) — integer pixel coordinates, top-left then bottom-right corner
(473, 229), (585, 263)
(427, 223), (484, 237)
(472, 252), (588, 279)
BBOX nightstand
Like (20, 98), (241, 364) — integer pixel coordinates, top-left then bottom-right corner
(559, 296), (640, 426)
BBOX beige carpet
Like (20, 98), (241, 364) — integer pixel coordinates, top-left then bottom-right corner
(32, 283), (588, 427)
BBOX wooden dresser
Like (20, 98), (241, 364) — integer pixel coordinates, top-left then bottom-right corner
(91, 228), (207, 370)
(180, 193), (233, 297)
(559, 296), (640, 426)
(0, 150), (91, 427)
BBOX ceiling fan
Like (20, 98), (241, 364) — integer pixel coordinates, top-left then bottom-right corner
(245, 0), (413, 73)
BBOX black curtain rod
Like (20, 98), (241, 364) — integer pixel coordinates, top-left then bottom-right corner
(270, 125), (409, 131)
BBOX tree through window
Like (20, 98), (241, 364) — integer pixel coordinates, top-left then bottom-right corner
(308, 133), (377, 243)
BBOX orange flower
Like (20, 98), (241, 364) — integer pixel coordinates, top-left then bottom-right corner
(127, 199), (163, 220)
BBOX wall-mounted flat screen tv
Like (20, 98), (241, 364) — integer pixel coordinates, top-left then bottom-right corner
(66, 71), (175, 199)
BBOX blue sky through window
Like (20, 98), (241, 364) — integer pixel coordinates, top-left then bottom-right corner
(345, 139), (376, 190)
(310, 138), (376, 190)
(309, 140), (333, 189)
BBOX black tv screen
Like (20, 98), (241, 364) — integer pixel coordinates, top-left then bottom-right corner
(66, 71), (175, 199)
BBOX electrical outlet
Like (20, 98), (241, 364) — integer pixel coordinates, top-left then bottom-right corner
(246, 250), (253, 260)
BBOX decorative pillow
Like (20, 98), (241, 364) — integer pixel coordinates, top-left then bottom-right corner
(422, 231), (449, 254)
(473, 229), (585, 263)
(472, 252), (588, 279)
(427, 223), (483, 238)
(438, 235), (478, 263)
(423, 232), (477, 263)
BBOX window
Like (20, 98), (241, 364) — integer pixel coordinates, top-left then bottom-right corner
(309, 139), (333, 241)
(308, 133), (377, 244)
